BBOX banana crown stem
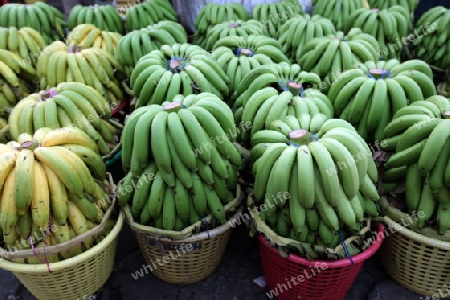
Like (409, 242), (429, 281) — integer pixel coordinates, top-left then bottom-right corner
(444, 111), (450, 119)
(288, 129), (310, 145)
(367, 68), (390, 79)
(40, 89), (57, 101)
(228, 23), (241, 28)
(285, 80), (302, 96)
(234, 48), (254, 57)
(163, 102), (184, 112)
(167, 57), (187, 72)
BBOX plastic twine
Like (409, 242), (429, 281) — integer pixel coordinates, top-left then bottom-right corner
(106, 149), (122, 167)
(200, 217), (211, 239)
(279, 80), (289, 91)
(167, 56), (188, 72)
(29, 219), (53, 273)
(366, 72), (377, 81)
(338, 229), (354, 265)
(234, 48), (242, 57)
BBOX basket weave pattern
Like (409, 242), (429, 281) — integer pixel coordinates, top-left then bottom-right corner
(380, 217), (450, 296)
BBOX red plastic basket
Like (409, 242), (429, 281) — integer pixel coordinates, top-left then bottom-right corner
(258, 224), (385, 300)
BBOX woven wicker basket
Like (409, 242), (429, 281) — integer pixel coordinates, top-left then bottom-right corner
(123, 186), (244, 284)
(0, 214), (123, 300)
(379, 215), (450, 296)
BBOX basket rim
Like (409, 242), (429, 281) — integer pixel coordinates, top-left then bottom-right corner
(383, 216), (450, 250)
(0, 213), (124, 273)
(258, 223), (385, 268)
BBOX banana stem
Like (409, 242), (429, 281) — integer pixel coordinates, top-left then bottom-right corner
(444, 111), (450, 119)
(289, 129), (310, 145)
(228, 23), (241, 28)
(20, 141), (38, 151)
(163, 102), (183, 112)
(240, 48), (253, 57)
(368, 68), (389, 79)
(169, 58), (181, 70)
(286, 81), (302, 96)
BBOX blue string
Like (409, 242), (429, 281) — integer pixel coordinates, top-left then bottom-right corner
(300, 87), (305, 97)
(366, 72), (377, 81)
(168, 56), (188, 72)
(106, 150), (122, 167)
(234, 48), (242, 56)
(279, 80), (289, 91)
(309, 133), (319, 141)
(200, 217), (210, 238)
(338, 230), (354, 265)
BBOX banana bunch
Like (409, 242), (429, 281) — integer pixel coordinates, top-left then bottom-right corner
(298, 28), (380, 87)
(0, 2), (66, 44)
(232, 65), (332, 146)
(343, 6), (411, 60)
(0, 128), (114, 261)
(194, 3), (249, 47)
(125, 0), (177, 32)
(312, 0), (364, 32)
(68, 4), (124, 34)
(130, 43), (230, 108)
(66, 24), (122, 56)
(212, 35), (290, 64)
(8, 82), (117, 156)
(250, 119), (380, 243)
(0, 49), (36, 106)
(251, 0), (303, 38)
(328, 59), (436, 142)
(380, 112), (450, 234)
(438, 81), (450, 98)
(410, 6), (450, 70)
(0, 27), (46, 68)
(367, 0), (419, 18)
(278, 14), (336, 62)
(202, 19), (268, 51)
(118, 20), (188, 76)
(36, 41), (124, 105)
(211, 47), (275, 96)
(120, 94), (241, 227)
(0, 117), (7, 143)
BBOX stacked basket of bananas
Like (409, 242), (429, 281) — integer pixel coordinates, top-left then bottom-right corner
(125, 0), (177, 32)
(0, 128), (115, 263)
(36, 41), (124, 105)
(278, 14), (336, 62)
(202, 20), (268, 51)
(410, 6), (450, 70)
(327, 59), (436, 141)
(119, 93), (242, 229)
(211, 46), (274, 96)
(0, 49), (36, 108)
(118, 21), (188, 76)
(0, 2), (66, 44)
(343, 6), (411, 60)
(367, 0), (419, 17)
(7, 82), (118, 156)
(194, 3), (249, 47)
(379, 97), (450, 235)
(312, 0), (365, 32)
(130, 43), (230, 108)
(251, 0), (304, 38)
(66, 24), (122, 56)
(298, 28), (380, 86)
(68, 4), (124, 34)
(0, 27), (47, 68)
(250, 119), (380, 246)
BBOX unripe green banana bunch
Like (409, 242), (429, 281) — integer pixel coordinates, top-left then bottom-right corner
(194, 2), (249, 46)
(36, 41), (124, 105)
(0, 49), (37, 95)
(202, 19), (268, 51)
(8, 82), (118, 156)
(343, 6), (410, 60)
(68, 4), (124, 34)
(0, 3), (67, 44)
(125, 0), (177, 32)
(411, 6), (450, 70)
(0, 27), (47, 68)
(367, 0), (419, 18)
(252, 0), (304, 38)
(250, 119), (380, 243)
(298, 28), (380, 89)
(118, 20), (188, 77)
(120, 94), (242, 227)
(212, 35), (290, 65)
(328, 59), (437, 142)
(313, 0), (364, 32)
(66, 24), (122, 57)
(130, 43), (230, 108)
(278, 14), (336, 62)
(0, 129), (114, 262)
(231, 62), (323, 112)
(437, 81), (450, 98)
(211, 47), (275, 99)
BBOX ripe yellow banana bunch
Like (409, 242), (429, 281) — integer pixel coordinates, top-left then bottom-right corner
(8, 82), (118, 156)
(0, 27), (47, 68)
(0, 49), (37, 89)
(0, 129), (113, 263)
(250, 119), (380, 245)
(66, 24), (122, 56)
(36, 41), (124, 105)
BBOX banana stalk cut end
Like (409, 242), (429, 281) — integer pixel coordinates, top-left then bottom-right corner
(240, 48), (253, 56)
(444, 111), (450, 119)
(228, 23), (241, 28)
(368, 68), (390, 79)
(286, 81), (302, 96)
(20, 141), (38, 151)
(163, 102), (184, 112)
(288, 129), (310, 145)
(371, 8), (380, 12)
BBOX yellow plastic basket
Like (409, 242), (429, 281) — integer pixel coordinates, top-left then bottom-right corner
(0, 213), (124, 300)
(123, 185), (244, 284)
(379, 215), (450, 296)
